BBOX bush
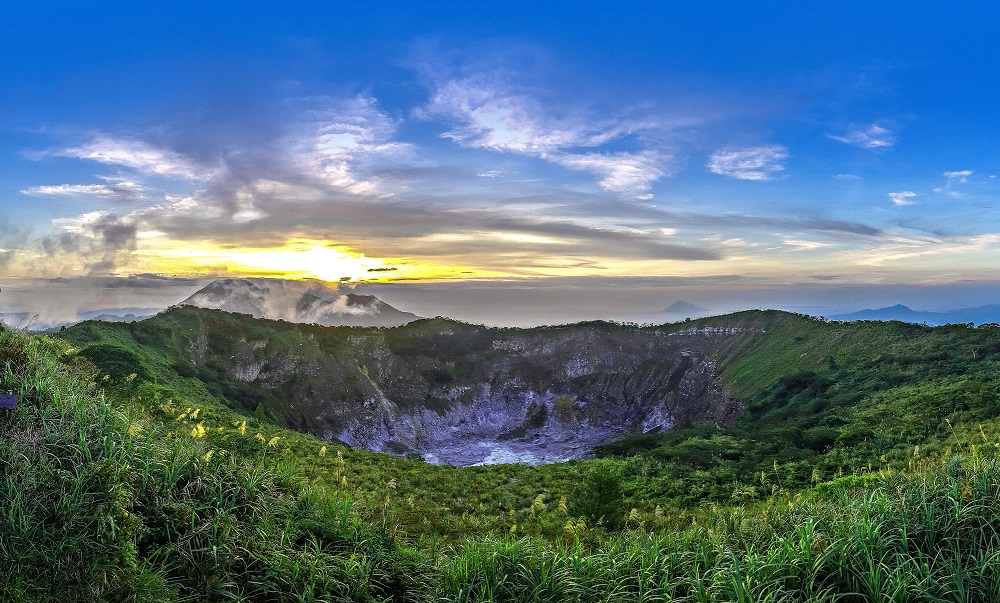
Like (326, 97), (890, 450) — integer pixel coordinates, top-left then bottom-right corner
(77, 343), (154, 383)
(800, 426), (840, 451)
(569, 461), (625, 529)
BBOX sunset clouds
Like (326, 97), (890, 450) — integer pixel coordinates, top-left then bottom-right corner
(2, 2), (1000, 324)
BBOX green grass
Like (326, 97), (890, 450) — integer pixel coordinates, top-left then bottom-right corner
(0, 327), (419, 602)
(4, 310), (1000, 600)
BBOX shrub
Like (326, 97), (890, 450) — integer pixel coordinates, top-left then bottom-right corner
(77, 343), (155, 383)
(569, 461), (625, 529)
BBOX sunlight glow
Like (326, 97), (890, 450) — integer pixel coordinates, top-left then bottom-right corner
(132, 237), (477, 283)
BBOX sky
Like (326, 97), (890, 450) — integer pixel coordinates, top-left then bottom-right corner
(2, 1), (1000, 326)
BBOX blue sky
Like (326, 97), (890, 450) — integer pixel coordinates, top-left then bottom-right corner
(2, 2), (1000, 325)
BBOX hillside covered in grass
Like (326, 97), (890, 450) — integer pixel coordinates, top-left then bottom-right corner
(57, 307), (1000, 510)
(2, 310), (1000, 600)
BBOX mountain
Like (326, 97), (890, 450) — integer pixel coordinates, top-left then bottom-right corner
(179, 278), (420, 327)
(62, 306), (744, 465)
(12, 305), (1000, 601)
(829, 303), (1000, 325)
(58, 305), (1000, 479)
(663, 300), (711, 318)
(79, 307), (159, 322)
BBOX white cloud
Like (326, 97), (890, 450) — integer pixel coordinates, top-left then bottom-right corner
(420, 73), (669, 196)
(293, 95), (415, 195)
(231, 188), (267, 223)
(829, 123), (896, 149)
(888, 191), (917, 206)
(52, 211), (111, 235)
(21, 177), (143, 202)
(56, 137), (207, 179)
(783, 238), (834, 251)
(850, 233), (1000, 266)
(943, 169), (972, 183)
(423, 76), (629, 153)
(548, 150), (668, 198)
(934, 170), (973, 197)
(707, 145), (788, 180)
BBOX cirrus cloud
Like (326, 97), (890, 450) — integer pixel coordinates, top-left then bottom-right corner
(21, 177), (144, 203)
(54, 137), (210, 179)
(707, 145), (788, 180)
(829, 123), (896, 149)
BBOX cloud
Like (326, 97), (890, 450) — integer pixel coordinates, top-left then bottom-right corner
(423, 75), (630, 154)
(783, 238), (834, 251)
(46, 211), (139, 275)
(829, 123), (896, 149)
(850, 233), (1000, 266)
(231, 187), (267, 223)
(418, 65), (670, 197)
(292, 95), (417, 195)
(21, 177), (144, 203)
(934, 170), (973, 197)
(888, 191), (917, 206)
(707, 145), (788, 180)
(55, 137), (208, 179)
(547, 150), (668, 198)
(943, 170), (972, 183)
(52, 211), (137, 250)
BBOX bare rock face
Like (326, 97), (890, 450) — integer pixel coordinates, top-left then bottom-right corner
(174, 311), (746, 466)
(180, 278), (420, 327)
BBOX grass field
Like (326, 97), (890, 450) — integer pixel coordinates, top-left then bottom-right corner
(3, 310), (1000, 601)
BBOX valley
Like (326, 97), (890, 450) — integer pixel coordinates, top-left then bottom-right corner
(63, 306), (744, 465)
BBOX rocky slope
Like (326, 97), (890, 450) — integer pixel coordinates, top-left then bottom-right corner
(65, 308), (748, 465)
(180, 278), (420, 327)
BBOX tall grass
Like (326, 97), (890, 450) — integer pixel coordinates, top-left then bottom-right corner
(0, 328), (419, 602)
(4, 326), (1000, 601)
(425, 457), (1000, 602)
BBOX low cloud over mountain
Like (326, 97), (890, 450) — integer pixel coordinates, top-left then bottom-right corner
(180, 278), (420, 327)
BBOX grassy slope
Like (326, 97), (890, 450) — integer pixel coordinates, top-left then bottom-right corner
(5, 321), (1000, 601)
(57, 310), (588, 541)
(599, 312), (1000, 506)
(57, 308), (1000, 515)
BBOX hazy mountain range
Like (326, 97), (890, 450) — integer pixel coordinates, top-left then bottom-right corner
(828, 303), (1000, 326)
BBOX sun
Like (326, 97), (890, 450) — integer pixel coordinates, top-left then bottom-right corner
(129, 236), (481, 283)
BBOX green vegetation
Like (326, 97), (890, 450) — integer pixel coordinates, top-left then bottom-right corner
(2, 308), (1000, 600)
(600, 312), (1000, 507)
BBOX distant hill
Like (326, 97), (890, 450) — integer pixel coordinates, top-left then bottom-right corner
(79, 308), (160, 322)
(663, 300), (712, 318)
(179, 278), (420, 327)
(829, 303), (1000, 325)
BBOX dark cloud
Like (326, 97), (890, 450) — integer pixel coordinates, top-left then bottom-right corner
(92, 214), (138, 251)
(94, 274), (202, 289)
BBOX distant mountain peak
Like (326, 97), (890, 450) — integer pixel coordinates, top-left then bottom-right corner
(664, 301), (710, 315)
(180, 278), (420, 327)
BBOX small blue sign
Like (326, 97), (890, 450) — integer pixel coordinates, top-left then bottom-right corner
(0, 394), (17, 410)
